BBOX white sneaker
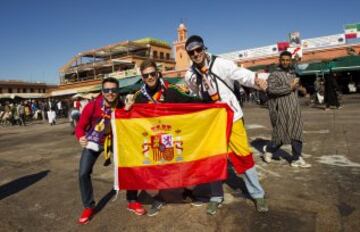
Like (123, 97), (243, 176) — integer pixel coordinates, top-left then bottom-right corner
(262, 145), (272, 163)
(291, 157), (311, 168)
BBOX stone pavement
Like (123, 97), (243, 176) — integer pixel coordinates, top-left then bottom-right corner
(0, 95), (359, 232)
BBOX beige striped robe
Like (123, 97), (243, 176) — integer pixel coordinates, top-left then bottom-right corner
(267, 68), (303, 145)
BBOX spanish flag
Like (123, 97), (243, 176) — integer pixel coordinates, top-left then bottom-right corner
(112, 103), (234, 190)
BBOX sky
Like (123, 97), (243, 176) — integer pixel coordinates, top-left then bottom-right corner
(0, 0), (359, 84)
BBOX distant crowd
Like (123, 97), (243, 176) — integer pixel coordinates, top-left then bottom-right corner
(0, 98), (90, 127)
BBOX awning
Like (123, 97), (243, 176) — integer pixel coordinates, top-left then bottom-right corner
(77, 85), (101, 93)
(72, 92), (100, 99)
(118, 76), (142, 88)
(51, 85), (99, 97)
(296, 62), (330, 75)
(297, 55), (360, 76)
(331, 55), (360, 71)
(0, 93), (47, 99)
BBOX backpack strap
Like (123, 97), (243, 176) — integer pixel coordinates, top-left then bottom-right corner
(208, 56), (238, 95)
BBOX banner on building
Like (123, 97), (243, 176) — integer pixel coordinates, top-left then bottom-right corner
(289, 32), (301, 47)
(344, 23), (360, 39)
(287, 46), (303, 58)
(302, 34), (346, 49)
(277, 42), (289, 52)
(237, 45), (278, 60)
(112, 103), (234, 190)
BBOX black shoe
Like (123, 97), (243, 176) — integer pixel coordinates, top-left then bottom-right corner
(147, 200), (164, 217)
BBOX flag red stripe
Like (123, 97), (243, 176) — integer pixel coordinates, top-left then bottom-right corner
(345, 33), (357, 39)
(115, 103), (233, 119)
(228, 152), (255, 174)
(118, 154), (228, 190)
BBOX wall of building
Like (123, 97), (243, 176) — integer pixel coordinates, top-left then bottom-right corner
(0, 82), (54, 94)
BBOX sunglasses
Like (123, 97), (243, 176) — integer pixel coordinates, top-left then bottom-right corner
(142, 71), (157, 79)
(187, 47), (203, 56)
(102, 88), (118, 94)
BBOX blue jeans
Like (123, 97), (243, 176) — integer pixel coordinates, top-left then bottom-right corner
(210, 167), (265, 201)
(79, 148), (101, 208)
(242, 166), (265, 199)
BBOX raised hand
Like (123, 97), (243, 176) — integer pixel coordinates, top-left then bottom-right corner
(255, 74), (268, 91)
(290, 78), (300, 90)
(124, 94), (135, 111)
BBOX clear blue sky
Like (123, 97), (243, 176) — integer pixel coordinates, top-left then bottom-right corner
(0, 0), (359, 84)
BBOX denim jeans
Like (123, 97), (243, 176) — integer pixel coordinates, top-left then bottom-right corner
(79, 148), (101, 208)
(266, 139), (302, 161)
(242, 166), (265, 199)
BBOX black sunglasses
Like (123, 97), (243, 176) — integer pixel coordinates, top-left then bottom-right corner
(187, 47), (203, 56)
(142, 71), (157, 79)
(102, 88), (118, 93)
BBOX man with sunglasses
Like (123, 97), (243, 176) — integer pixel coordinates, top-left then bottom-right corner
(124, 59), (202, 216)
(75, 77), (144, 224)
(132, 59), (200, 103)
(184, 35), (269, 215)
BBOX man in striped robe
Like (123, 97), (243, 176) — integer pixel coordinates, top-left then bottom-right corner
(263, 51), (311, 168)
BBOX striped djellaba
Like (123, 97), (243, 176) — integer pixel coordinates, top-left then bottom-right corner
(267, 68), (303, 145)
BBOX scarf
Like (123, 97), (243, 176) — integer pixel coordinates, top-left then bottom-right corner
(140, 78), (169, 103)
(85, 99), (113, 166)
(193, 57), (220, 102)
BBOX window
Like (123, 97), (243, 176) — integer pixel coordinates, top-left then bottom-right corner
(0, 88), (2, 93)
(160, 52), (164, 59)
(166, 53), (170, 60)
(8, 88), (13, 93)
(30, 88), (34, 93)
(17, 88), (21, 93)
(153, 51), (158, 58)
(23, 88), (26, 93)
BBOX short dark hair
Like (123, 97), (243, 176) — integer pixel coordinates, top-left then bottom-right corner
(280, 51), (292, 58)
(102, 77), (119, 89)
(140, 59), (157, 72)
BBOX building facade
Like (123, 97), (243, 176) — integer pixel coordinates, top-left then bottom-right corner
(0, 80), (57, 99)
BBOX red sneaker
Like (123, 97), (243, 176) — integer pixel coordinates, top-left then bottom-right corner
(127, 202), (146, 216)
(78, 208), (94, 224)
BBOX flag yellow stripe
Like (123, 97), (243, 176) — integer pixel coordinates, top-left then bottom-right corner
(114, 108), (228, 167)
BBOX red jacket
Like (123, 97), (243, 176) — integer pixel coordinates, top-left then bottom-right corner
(75, 95), (123, 141)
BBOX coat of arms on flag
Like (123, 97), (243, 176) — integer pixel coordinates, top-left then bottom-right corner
(142, 124), (183, 164)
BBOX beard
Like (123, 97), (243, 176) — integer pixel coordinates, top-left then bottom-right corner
(280, 65), (291, 71)
(104, 96), (118, 107)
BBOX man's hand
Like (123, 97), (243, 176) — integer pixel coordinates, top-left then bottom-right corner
(255, 74), (268, 91)
(291, 78), (300, 90)
(79, 136), (88, 148)
(124, 94), (135, 111)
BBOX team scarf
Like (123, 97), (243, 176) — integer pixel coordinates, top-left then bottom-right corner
(140, 78), (169, 103)
(85, 99), (113, 166)
(193, 56), (220, 102)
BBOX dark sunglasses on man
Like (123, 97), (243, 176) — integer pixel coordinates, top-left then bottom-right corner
(142, 71), (157, 79)
(102, 88), (119, 94)
(187, 47), (203, 56)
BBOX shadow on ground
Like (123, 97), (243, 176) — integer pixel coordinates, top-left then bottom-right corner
(251, 138), (293, 163)
(0, 170), (50, 200)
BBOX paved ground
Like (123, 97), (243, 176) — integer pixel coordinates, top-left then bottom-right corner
(0, 95), (360, 232)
